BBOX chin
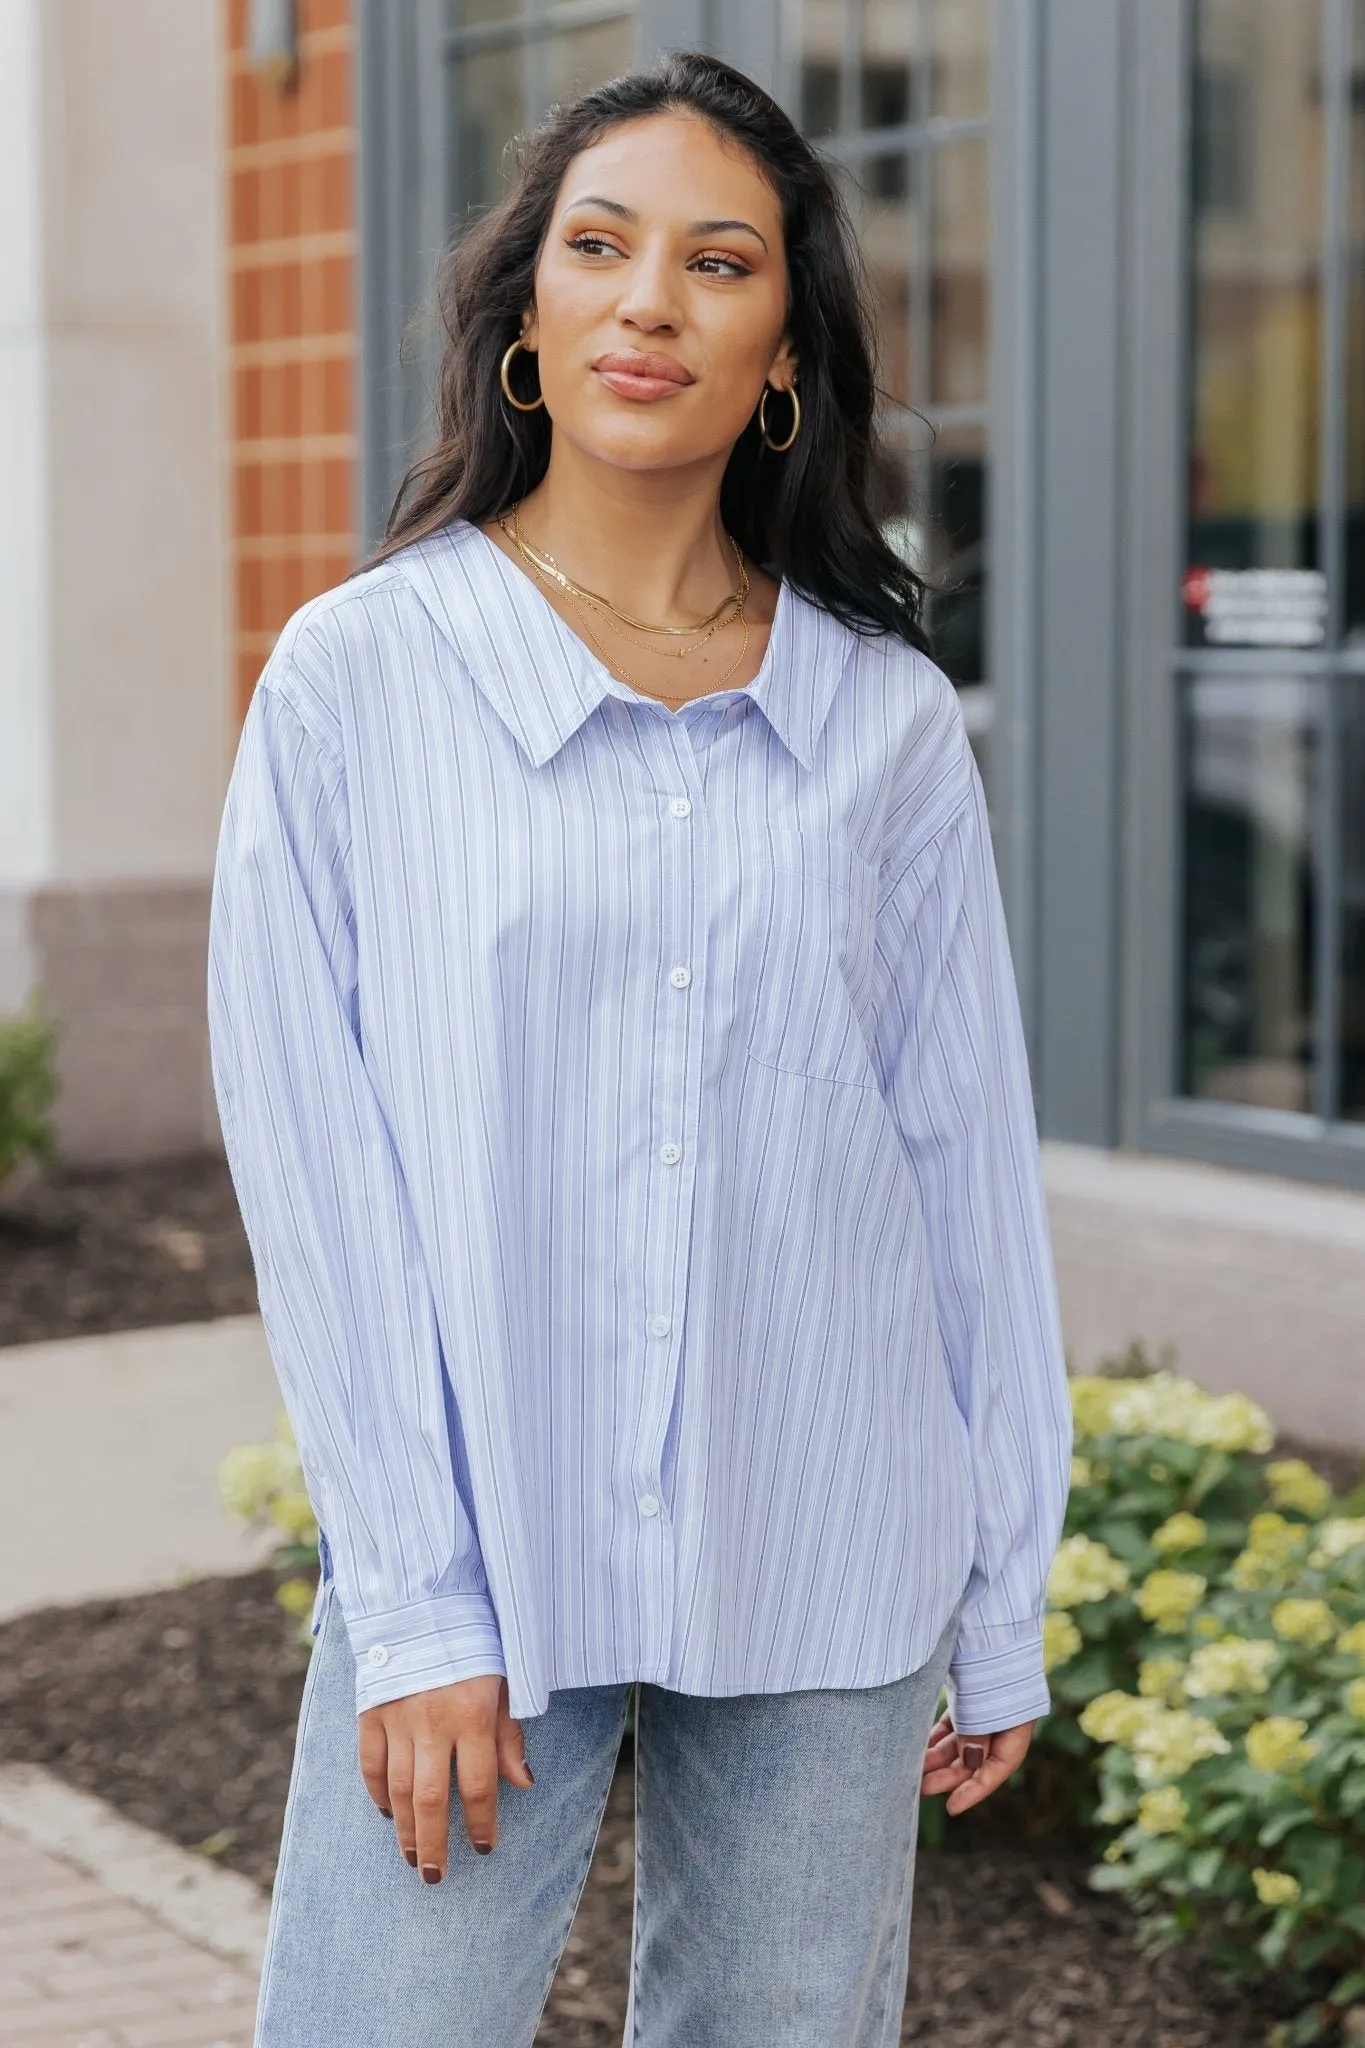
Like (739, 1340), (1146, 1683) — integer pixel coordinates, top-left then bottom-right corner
(562, 408), (733, 475)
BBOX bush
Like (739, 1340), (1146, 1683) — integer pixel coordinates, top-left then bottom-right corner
(1042, 1344), (1365, 2044)
(0, 993), (59, 1188)
(217, 1410), (319, 1633)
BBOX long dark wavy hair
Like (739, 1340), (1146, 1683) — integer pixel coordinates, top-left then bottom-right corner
(368, 50), (928, 651)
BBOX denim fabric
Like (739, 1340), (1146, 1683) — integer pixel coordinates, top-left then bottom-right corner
(254, 1582), (962, 2047)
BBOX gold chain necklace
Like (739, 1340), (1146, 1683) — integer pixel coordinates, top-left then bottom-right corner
(507, 504), (748, 646)
(508, 528), (750, 703)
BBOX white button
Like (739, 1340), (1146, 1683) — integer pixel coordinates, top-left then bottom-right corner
(669, 965), (692, 988)
(639, 1494), (661, 1517)
(669, 797), (692, 818)
(659, 1142), (682, 1165)
(367, 1644), (390, 1668)
(649, 1314), (671, 1337)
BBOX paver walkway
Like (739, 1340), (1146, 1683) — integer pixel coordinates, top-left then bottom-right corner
(0, 1823), (260, 2046)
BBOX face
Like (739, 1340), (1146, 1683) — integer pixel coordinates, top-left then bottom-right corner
(521, 111), (796, 474)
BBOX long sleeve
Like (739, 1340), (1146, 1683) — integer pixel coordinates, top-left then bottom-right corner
(208, 673), (506, 1714)
(873, 740), (1073, 1735)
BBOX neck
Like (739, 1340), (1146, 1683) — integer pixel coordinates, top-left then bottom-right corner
(514, 440), (738, 624)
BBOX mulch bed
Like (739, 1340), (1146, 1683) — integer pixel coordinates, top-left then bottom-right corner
(0, 1152), (259, 1348)
(0, 1571), (1293, 2047)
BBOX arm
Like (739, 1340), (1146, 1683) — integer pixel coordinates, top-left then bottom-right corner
(873, 734), (1073, 1738)
(208, 673), (507, 1716)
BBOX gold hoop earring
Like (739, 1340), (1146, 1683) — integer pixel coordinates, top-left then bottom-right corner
(759, 383), (800, 452)
(500, 337), (545, 413)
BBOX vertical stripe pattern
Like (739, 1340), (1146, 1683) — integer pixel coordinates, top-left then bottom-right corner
(207, 518), (1073, 1734)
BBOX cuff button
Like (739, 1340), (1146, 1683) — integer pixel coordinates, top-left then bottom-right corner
(367, 1644), (390, 1667)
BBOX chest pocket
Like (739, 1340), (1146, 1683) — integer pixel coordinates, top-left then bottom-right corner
(740, 825), (881, 1090)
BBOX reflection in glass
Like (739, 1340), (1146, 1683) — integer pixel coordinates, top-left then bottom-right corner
(1186, 0), (1323, 645)
(542, 17), (634, 110)
(1180, 677), (1317, 1112)
(454, 45), (525, 212)
(926, 424), (987, 685)
(1340, 688), (1365, 1117)
(929, 0), (989, 119)
(1346, 0), (1365, 637)
(931, 138), (989, 406)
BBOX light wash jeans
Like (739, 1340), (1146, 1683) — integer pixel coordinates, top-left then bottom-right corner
(254, 1580), (961, 2047)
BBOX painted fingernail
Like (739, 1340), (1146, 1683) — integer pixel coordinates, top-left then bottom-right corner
(421, 1864), (442, 1884)
(473, 1840), (493, 1855)
(962, 1744), (986, 1771)
(403, 1848), (418, 1867)
(523, 1764), (535, 1784)
(380, 1807), (392, 1819)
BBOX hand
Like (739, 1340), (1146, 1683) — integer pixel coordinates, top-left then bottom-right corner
(358, 1673), (534, 1881)
(919, 1712), (1035, 1816)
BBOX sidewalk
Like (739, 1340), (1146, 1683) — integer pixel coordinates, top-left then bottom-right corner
(0, 1768), (267, 2048)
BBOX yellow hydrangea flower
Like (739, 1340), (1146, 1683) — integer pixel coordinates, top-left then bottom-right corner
(1043, 1611), (1083, 1672)
(1251, 1868), (1300, 1908)
(1131, 1707), (1231, 1785)
(1346, 1677), (1365, 1720)
(1152, 1512), (1207, 1555)
(1231, 1512), (1309, 1589)
(1245, 1717), (1317, 1775)
(1046, 1533), (1132, 1608)
(1079, 1691), (1164, 1747)
(1309, 1519), (1365, 1569)
(269, 1490), (320, 1544)
(1337, 1621), (1365, 1661)
(217, 1439), (300, 1522)
(1138, 1655), (1186, 1703)
(1137, 1786), (1188, 1835)
(1192, 1614), (1224, 1639)
(1265, 1459), (1333, 1519)
(275, 1576), (316, 1618)
(1069, 1371), (1273, 1452)
(1137, 1569), (1207, 1634)
(1183, 1636), (1278, 1698)
(1070, 1454), (1094, 1489)
(1102, 1839), (1126, 1864)
(1271, 1597), (1336, 1648)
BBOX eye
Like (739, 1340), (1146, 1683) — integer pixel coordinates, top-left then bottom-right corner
(691, 251), (752, 278)
(567, 231), (624, 258)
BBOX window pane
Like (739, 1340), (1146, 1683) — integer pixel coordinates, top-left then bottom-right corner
(860, 0), (914, 130)
(854, 152), (918, 410)
(800, 0), (844, 137)
(929, 0), (989, 120)
(1340, 686), (1365, 1118)
(457, 0), (514, 25)
(1185, 1), (1324, 648)
(454, 44), (525, 212)
(931, 137), (989, 406)
(1179, 676), (1318, 1112)
(542, 17), (634, 112)
(1346, 0), (1365, 639)
(926, 422), (988, 685)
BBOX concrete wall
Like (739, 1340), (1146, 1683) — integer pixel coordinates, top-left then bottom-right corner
(0, 0), (231, 1162)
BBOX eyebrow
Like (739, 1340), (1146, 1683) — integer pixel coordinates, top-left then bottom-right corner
(562, 195), (769, 252)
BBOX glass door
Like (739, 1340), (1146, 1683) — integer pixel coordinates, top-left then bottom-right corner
(782, 1), (993, 743)
(1175, 0), (1365, 1148)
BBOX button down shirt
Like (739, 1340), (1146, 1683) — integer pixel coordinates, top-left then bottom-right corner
(207, 518), (1072, 1736)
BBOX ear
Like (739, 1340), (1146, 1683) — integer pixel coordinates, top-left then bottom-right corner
(520, 306), (540, 352)
(768, 334), (798, 391)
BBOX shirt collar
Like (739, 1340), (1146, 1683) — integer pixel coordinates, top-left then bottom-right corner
(393, 519), (852, 773)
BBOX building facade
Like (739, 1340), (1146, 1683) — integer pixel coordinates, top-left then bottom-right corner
(4, 0), (1363, 1212)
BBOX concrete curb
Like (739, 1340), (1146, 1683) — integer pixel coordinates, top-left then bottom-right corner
(0, 1762), (271, 1967)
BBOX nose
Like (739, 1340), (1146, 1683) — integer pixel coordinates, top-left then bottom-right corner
(614, 237), (683, 335)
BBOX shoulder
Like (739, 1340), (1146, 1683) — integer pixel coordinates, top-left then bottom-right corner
(252, 524), (489, 758)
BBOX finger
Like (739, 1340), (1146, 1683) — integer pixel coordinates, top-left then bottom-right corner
(923, 1729), (963, 1771)
(946, 1749), (1017, 1816)
(454, 1717), (502, 1855)
(412, 1731), (455, 1884)
(386, 1734), (419, 1869)
(357, 1711), (392, 1817)
(957, 1736), (991, 1774)
(495, 1685), (534, 1789)
(920, 1759), (974, 1798)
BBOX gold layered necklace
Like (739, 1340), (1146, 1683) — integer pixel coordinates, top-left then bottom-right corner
(497, 503), (750, 704)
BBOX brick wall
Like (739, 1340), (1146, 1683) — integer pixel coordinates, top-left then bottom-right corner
(225, 0), (358, 720)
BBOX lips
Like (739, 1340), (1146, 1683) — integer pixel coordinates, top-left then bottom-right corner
(593, 351), (694, 402)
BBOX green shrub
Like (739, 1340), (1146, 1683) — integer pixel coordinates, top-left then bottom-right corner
(1042, 1346), (1365, 2044)
(0, 993), (59, 1186)
(218, 1410), (319, 1633)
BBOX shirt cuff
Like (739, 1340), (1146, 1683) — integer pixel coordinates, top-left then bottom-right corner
(946, 1628), (1051, 1734)
(343, 1593), (507, 1713)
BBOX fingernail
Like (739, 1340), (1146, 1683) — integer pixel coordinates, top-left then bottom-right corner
(523, 1764), (535, 1784)
(421, 1864), (442, 1884)
(473, 1840), (493, 1855)
(403, 1848), (418, 1867)
(962, 1744), (986, 1771)
(380, 1807), (392, 1819)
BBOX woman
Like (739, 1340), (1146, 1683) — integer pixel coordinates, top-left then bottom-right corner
(209, 50), (1072, 2048)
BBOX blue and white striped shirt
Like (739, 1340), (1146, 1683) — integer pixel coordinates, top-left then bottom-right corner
(208, 517), (1072, 1736)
